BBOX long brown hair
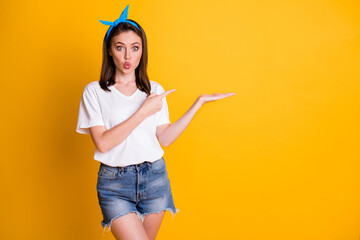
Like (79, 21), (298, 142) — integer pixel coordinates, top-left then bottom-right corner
(98, 19), (151, 95)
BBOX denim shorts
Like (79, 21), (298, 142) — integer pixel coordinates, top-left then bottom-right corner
(96, 156), (179, 235)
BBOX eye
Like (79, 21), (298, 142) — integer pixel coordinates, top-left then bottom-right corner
(132, 46), (139, 51)
(116, 46), (123, 51)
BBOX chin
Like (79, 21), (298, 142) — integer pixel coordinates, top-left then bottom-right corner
(120, 68), (133, 73)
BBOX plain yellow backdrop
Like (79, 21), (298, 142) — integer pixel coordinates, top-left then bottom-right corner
(0, 0), (359, 239)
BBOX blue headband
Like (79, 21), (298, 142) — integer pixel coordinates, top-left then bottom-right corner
(99, 4), (141, 44)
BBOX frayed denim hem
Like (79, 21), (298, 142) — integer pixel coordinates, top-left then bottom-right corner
(101, 208), (180, 236)
(140, 207), (180, 222)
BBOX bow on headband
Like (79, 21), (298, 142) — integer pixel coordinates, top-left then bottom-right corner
(99, 4), (141, 44)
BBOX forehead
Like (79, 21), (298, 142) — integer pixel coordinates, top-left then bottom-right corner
(111, 31), (142, 44)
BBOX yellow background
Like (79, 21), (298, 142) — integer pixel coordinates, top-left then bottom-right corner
(1, 0), (359, 239)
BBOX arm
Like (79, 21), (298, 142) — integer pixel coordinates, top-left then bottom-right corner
(157, 92), (236, 147)
(90, 91), (174, 153)
(157, 97), (203, 147)
(90, 109), (148, 153)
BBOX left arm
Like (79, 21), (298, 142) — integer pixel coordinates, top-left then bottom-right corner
(156, 92), (236, 147)
(156, 97), (203, 147)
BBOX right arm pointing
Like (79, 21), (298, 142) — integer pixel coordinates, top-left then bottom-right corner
(90, 90), (176, 153)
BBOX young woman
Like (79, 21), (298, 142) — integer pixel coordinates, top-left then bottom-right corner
(76, 5), (235, 240)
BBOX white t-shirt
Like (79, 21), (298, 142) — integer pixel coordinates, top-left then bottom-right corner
(76, 80), (171, 167)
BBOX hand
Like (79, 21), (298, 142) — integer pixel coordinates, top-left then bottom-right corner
(139, 89), (176, 117)
(197, 92), (236, 106)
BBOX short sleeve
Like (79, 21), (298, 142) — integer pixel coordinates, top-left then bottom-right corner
(156, 84), (171, 126)
(76, 86), (105, 134)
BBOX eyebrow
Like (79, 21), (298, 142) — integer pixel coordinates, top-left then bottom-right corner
(115, 41), (141, 45)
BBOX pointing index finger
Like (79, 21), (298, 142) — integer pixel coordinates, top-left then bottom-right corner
(159, 89), (176, 99)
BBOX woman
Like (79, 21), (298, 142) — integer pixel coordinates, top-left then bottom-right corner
(76, 5), (235, 240)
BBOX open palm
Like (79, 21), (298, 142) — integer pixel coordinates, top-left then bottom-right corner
(198, 92), (236, 105)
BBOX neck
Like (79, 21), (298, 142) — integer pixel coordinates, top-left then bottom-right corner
(114, 69), (136, 85)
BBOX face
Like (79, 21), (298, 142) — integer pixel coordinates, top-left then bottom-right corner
(108, 31), (142, 74)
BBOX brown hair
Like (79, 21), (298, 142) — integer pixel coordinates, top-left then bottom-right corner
(98, 19), (151, 95)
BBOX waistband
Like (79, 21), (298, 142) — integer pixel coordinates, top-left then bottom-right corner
(100, 157), (165, 170)
(101, 161), (150, 168)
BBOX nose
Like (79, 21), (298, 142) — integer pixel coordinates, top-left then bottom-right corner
(125, 48), (130, 59)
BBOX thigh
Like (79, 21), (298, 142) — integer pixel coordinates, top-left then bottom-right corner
(111, 212), (150, 240)
(143, 210), (166, 240)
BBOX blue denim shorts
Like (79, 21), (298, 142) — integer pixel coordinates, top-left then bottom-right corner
(96, 156), (179, 234)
